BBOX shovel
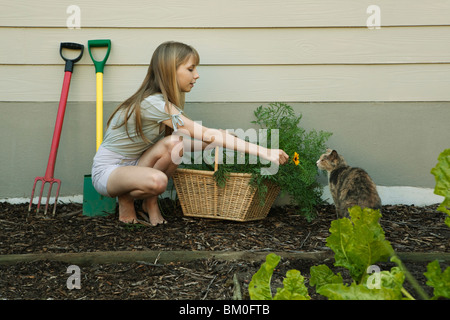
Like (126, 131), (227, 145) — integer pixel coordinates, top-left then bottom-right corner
(82, 39), (116, 216)
(29, 42), (84, 216)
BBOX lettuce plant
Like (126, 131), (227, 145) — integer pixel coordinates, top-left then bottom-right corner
(250, 205), (449, 300)
(310, 206), (410, 300)
(424, 260), (450, 299)
(426, 148), (450, 299)
(248, 207), (407, 300)
(430, 148), (450, 227)
(325, 206), (393, 282)
(248, 253), (310, 300)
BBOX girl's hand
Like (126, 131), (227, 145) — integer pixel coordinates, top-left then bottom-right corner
(261, 148), (289, 165)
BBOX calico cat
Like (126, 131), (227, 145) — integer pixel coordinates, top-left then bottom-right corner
(316, 149), (381, 217)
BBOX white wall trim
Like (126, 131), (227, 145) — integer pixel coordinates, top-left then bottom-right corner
(321, 186), (444, 207)
(2, 186), (444, 207)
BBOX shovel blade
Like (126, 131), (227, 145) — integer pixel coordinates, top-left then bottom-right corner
(82, 174), (116, 216)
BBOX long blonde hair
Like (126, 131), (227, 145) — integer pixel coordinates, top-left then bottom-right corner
(107, 41), (200, 142)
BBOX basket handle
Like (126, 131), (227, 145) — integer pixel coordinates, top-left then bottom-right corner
(214, 146), (219, 172)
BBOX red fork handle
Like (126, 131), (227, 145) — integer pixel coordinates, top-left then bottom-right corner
(44, 71), (72, 180)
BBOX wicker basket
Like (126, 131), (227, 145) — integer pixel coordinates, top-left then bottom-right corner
(172, 147), (280, 222)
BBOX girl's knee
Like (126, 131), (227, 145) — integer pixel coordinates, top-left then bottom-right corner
(129, 172), (167, 198)
(164, 135), (184, 161)
(149, 171), (168, 194)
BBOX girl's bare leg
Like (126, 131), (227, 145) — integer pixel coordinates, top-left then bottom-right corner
(117, 194), (137, 223)
(106, 135), (182, 224)
(138, 136), (182, 225)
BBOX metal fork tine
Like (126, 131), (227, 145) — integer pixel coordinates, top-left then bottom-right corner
(44, 181), (53, 216)
(29, 178), (60, 216)
(28, 178), (38, 213)
(52, 180), (61, 216)
(36, 179), (46, 215)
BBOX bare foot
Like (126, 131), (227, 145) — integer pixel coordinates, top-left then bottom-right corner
(143, 196), (167, 226)
(118, 195), (138, 224)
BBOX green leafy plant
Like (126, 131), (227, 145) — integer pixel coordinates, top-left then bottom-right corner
(424, 148), (450, 300)
(424, 260), (450, 299)
(430, 148), (450, 227)
(315, 206), (450, 300)
(248, 253), (310, 300)
(325, 206), (393, 282)
(310, 206), (413, 300)
(252, 103), (332, 219)
(250, 205), (449, 300)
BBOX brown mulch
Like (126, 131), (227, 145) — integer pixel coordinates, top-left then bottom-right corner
(0, 200), (448, 300)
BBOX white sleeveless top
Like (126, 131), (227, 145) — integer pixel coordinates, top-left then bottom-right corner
(101, 94), (184, 158)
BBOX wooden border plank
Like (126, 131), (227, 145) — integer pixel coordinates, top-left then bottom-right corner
(2, 64), (450, 102)
(0, 250), (448, 266)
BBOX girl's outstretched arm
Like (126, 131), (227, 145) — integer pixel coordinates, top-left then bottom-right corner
(161, 104), (289, 165)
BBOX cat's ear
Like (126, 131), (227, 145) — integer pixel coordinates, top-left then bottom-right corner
(329, 150), (339, 160)
(326, 148), (333, 153)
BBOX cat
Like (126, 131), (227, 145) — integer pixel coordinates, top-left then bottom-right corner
(316, 149), (382, 217)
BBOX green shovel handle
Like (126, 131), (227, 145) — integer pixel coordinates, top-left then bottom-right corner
(88, 39), (111, 73)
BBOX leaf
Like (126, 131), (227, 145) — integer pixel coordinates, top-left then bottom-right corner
(424, 260), (450, 299)
(430, 148), (450, 227)
(248, 253), (280, 300)
(316, 265), (405, 300)
(349, 206), (394, 275)
(309, 264), (343, 290)
(379, 267), (406, 291)
(249, 254), (310, 300)
(273, 269), (311, 300)
(326, 206), (394, 281)
(317, 282), (403, 300)
(326, 217), (354, 273)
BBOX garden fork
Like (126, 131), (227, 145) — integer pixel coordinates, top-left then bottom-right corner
(28, 42), (84, 216)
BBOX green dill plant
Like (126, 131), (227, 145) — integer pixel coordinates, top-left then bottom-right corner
(251, 103), (332, 219)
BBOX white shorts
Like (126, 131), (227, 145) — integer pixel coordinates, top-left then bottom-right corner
(91, 146), (139, 197)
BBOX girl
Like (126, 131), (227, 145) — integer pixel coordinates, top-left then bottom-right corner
(92, 41), (289, 226)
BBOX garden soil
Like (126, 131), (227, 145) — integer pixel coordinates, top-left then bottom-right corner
(0, 200), (448, 300)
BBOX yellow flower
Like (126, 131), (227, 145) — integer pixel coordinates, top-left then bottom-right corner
(293, 152), (300, 166)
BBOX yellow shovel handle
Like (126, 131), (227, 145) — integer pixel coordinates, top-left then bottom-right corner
(96, 72), (103, 151)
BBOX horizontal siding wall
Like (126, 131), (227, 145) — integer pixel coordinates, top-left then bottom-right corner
(2, 0), (450, 27)
(1, 0), (450, 200)
(3, 64), (450, 102)
(3, 27), (450, 66)
(2, 1), (450, 102)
